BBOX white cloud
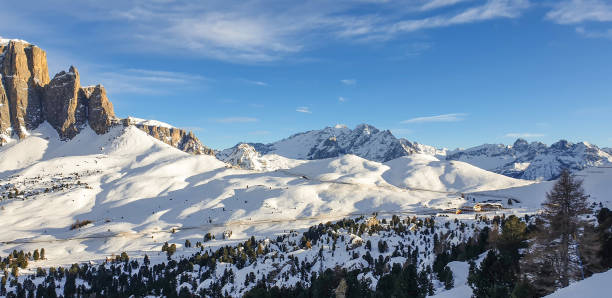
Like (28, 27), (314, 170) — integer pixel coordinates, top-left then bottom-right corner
(505, 132), (545, 138)
(339, 96), (347, 102)
(341, 79), (356, 85)
(211, 117), (259, 123)
(91, 68), (208, 95)
(576, 26), (612, 39)
(401, 113), (466, 123)
(296, 106), (312, 113)
(388, 0), (529, 35)
(2, 0), (532, 63)
(243, 79), (269, 86)
(546, 0), (612, 24)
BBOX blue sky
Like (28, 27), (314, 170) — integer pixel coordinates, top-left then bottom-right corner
(2, 0), (612, 150)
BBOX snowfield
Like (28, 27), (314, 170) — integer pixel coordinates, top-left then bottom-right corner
(0, 123), (610, 276)
(546, 269), (612, 297)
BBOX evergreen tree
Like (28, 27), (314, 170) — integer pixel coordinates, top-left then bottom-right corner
(522, 169), (595, 295)
(596, 208), (612, 268)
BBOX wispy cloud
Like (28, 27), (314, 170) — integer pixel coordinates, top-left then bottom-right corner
(341, 79), (356, 85)
(338, 96), (347, 102)
(505, 132), (545, 138)
(576, 26), (612, 39)
(1, 0), (533, 63)
(211, 117), (259, 123)
(546, 0), (612, 24)
(387, 0), (529, 36)
(242, 79), (269, 86)
(401, 113), (467, 123)
(92, 68), (208, 95)
(296, 106), (312, 113)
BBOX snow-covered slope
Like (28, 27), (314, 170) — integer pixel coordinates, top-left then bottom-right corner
(126, 116), (174, 128)
(474, 166), (612, 209)
(447, 139), (612, 181)
(219, 124), (445, 163)
(383, 154), (532, 193)
(546, 269), (612, 297)
(0, 126), (540, 267)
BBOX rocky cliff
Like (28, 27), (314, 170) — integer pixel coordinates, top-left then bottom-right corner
(0, 39), (212, 156)
(124, 118), (214, 155)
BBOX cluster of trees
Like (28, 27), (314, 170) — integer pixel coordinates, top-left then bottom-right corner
(467, 170), (612, 297)
(0, 249), (46, 295)
(0, 214), (478, 297)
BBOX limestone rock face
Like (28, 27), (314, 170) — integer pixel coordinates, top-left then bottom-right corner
(0, 78), (10, 143)
(43, 66), (81, 139)
(85, 85), (115, 135)
(0, 40), (46, 137)
(0, 38), (214, 155)
(134, 123), (214, 155)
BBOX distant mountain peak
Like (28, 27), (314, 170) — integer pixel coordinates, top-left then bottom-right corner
(446, 139), (612, 180)
(220, 123), (444, 163)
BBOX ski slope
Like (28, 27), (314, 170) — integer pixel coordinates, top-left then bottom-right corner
(0, 124), (606, 269)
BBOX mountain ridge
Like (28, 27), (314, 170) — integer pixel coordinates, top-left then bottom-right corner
(0, 39), (212, 155)
(220, 125), (612, 181)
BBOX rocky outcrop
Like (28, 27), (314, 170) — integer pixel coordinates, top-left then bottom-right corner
(82, 85), (115, 135)
(43, 66), (82, 139)
(123, 118), (213, 155)
(0, 40), (48, 138)
(0, 38), (213, 156)
(0, 78), (11, 142)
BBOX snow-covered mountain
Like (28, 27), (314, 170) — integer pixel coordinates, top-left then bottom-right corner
(217, 143), (303, 171)
(219, 124), (445, 164)
(220, 125), (610, 182)
(446, 139), (612, 181)
(0, 121), (541, 268)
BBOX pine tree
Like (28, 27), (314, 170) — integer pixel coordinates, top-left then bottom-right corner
(40, 248), (45, 260)
(522, 169), (595, 295)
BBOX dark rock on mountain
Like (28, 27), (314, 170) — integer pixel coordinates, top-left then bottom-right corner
(0, 39), (213, 156)
(126, 119), (214, 155)
(0, 40), (48, 138)
(43, 66), (83, 139)
(84, 85), (115, 135)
